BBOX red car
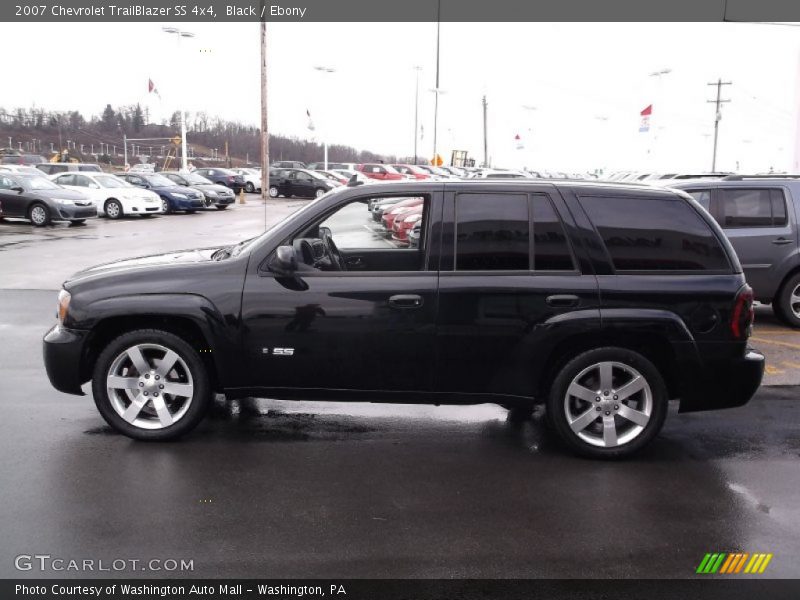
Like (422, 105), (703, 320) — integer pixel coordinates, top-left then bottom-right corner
(391, 207), (423, 244)
(392, 164), (431, 180)
(357, 163), (405, 181)
(381, 197), (424, 231)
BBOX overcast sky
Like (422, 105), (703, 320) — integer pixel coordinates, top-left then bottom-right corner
(2, 21), (800, 172)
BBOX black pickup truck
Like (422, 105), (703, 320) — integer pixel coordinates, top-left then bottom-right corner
(43, 179), (764, 458)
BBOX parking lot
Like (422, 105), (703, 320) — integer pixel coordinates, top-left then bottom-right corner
(1, 198), (799, 578)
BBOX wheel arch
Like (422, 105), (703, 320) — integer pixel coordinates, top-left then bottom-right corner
(535, 321), (685, 402)
(78, 297), (233, 393)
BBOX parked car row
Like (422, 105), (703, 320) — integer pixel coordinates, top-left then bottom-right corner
(0, 166), (238, 226)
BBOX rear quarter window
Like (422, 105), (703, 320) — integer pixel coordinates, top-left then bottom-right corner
(720, 188), (788, 228)
(579, 194), (730, 272)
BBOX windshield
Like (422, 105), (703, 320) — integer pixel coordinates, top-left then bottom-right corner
(306, 170), (327, 180)
(23, 175), (60, 190)
(95, 175), (129, 188)
(144, 174), (175, 187)
(186, 173), (213, 184)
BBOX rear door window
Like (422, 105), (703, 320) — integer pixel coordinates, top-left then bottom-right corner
(719, 188), (787, 228)
(455, 193), (530, 271)
(579, 194), (730, 272)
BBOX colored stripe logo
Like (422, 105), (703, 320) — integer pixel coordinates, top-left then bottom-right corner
(696, 552), (773, 574)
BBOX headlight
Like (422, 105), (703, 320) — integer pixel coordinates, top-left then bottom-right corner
(173, 193), (188, 199)
(59, 199), (75, 205)
(205, 190), (218, 198)
(57, 289), (71, 324)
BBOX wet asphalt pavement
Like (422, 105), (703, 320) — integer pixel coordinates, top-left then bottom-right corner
(1, 287), (799, 579)
(1, 200), (799, 580)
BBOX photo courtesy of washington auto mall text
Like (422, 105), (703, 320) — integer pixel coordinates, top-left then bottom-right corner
(1, 0), (800, 599)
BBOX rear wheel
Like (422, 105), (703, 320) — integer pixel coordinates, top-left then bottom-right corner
(160, 197), (171, 214)
(104, 199), (123, 219)
(29, 202), (50, 227)
(546, 347), (667, 459)
(268, 186), (279, 198)
(92, 329), (211, 441)
(315, 188), (326, 198)
(245, 182), (255, 193)
(773, 273), (800, 329)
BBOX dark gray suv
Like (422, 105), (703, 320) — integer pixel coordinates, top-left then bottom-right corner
(669, 177), (800, 327)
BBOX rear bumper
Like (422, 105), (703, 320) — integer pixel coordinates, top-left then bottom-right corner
(678, 348), (765, 413)
(43, 325), (87, 395)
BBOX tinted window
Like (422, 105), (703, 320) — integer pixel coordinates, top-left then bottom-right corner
(686, 189), (712, 211)
(719, 188), (787, 228)
(532, 194), (574, 270)
(456, 193), (529, 271)
(580, 195), (729, 271)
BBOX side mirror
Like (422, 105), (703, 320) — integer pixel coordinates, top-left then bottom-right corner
(271, 245), (298, 274)
(11, 186), (24, 193)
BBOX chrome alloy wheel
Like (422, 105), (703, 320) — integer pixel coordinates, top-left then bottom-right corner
(563, 361), (652, 448)
(106, 343), (194, 430)
(790, 283), (800, 320)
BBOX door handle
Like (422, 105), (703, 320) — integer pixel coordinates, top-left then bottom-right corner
(546, 294), (580, 308)
(388, 294), (423, 309)
(772, 238), (793, 246)
(346, 257), (365, 268)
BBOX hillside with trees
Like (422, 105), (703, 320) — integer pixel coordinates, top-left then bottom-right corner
(0, 104), (398, 168)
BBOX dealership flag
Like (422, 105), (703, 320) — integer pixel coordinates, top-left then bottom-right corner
(148, 78), (160, 99)
(639, 104), (652, 132)
(306, 109), (315, 132)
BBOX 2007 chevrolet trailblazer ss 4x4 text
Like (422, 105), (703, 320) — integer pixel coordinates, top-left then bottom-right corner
(43, 179), (765, 458)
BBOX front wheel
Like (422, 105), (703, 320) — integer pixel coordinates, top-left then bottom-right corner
(91, 329), (211, 440)
(546, 347), (667, 459)
(268, 186), (279, 198)
(314, 188), (326, 198)
(773, 273), (800, 328)
(245, 182), (255, 193)
(29, 202), (50, 227)
(160, 197), (172, 214)
(104, 199), (123, 219)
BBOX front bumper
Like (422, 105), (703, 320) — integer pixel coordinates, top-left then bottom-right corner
(56, 204), (97, 221)
(678, 348), (765, 413)
(43, 325), (88, 395)
(172, 196), (205, 210)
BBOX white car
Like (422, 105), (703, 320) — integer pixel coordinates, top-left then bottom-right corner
(49, 172), (163, 219)
(230, 168), (261, 193)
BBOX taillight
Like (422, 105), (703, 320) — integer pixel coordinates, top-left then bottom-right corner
(731, 284), (754, 339)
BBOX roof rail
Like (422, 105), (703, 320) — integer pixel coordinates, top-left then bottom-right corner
(722, 174), (800, 181)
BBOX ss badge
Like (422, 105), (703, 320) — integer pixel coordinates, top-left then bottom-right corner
(264, 347), (295, 356)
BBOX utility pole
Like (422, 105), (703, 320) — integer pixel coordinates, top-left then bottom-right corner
(707, 78), (732, 172)
(260, 4), (269, 211)
(432, 0), (441, 164)
(413, 66), (422, 165)
(123, 134), (128, 167)
(482, 95), (488, 168)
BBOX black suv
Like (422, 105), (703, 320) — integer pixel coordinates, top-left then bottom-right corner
(43, 180), (764, 458)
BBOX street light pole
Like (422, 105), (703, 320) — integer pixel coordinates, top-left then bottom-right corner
(413, 66), (422, 165)
(162, 27), (194, 171)
(260, 11), (269, 209)
(313, 66), (336, 170)
(432, 0), (441, 164)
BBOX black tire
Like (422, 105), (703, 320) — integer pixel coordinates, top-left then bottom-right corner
(160, 196), (172, 214)
(104, 199), (123, 220)
(546, 347), (668, 459)
(245, 182), (255, 193)
(91, 329), (211, 441)
(314, 188), (326, 198)
(773, 272), (800, 329)
(268, 186), (279, 198)
(215, 205), (228, 210)
(29, 202), (50, 227)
